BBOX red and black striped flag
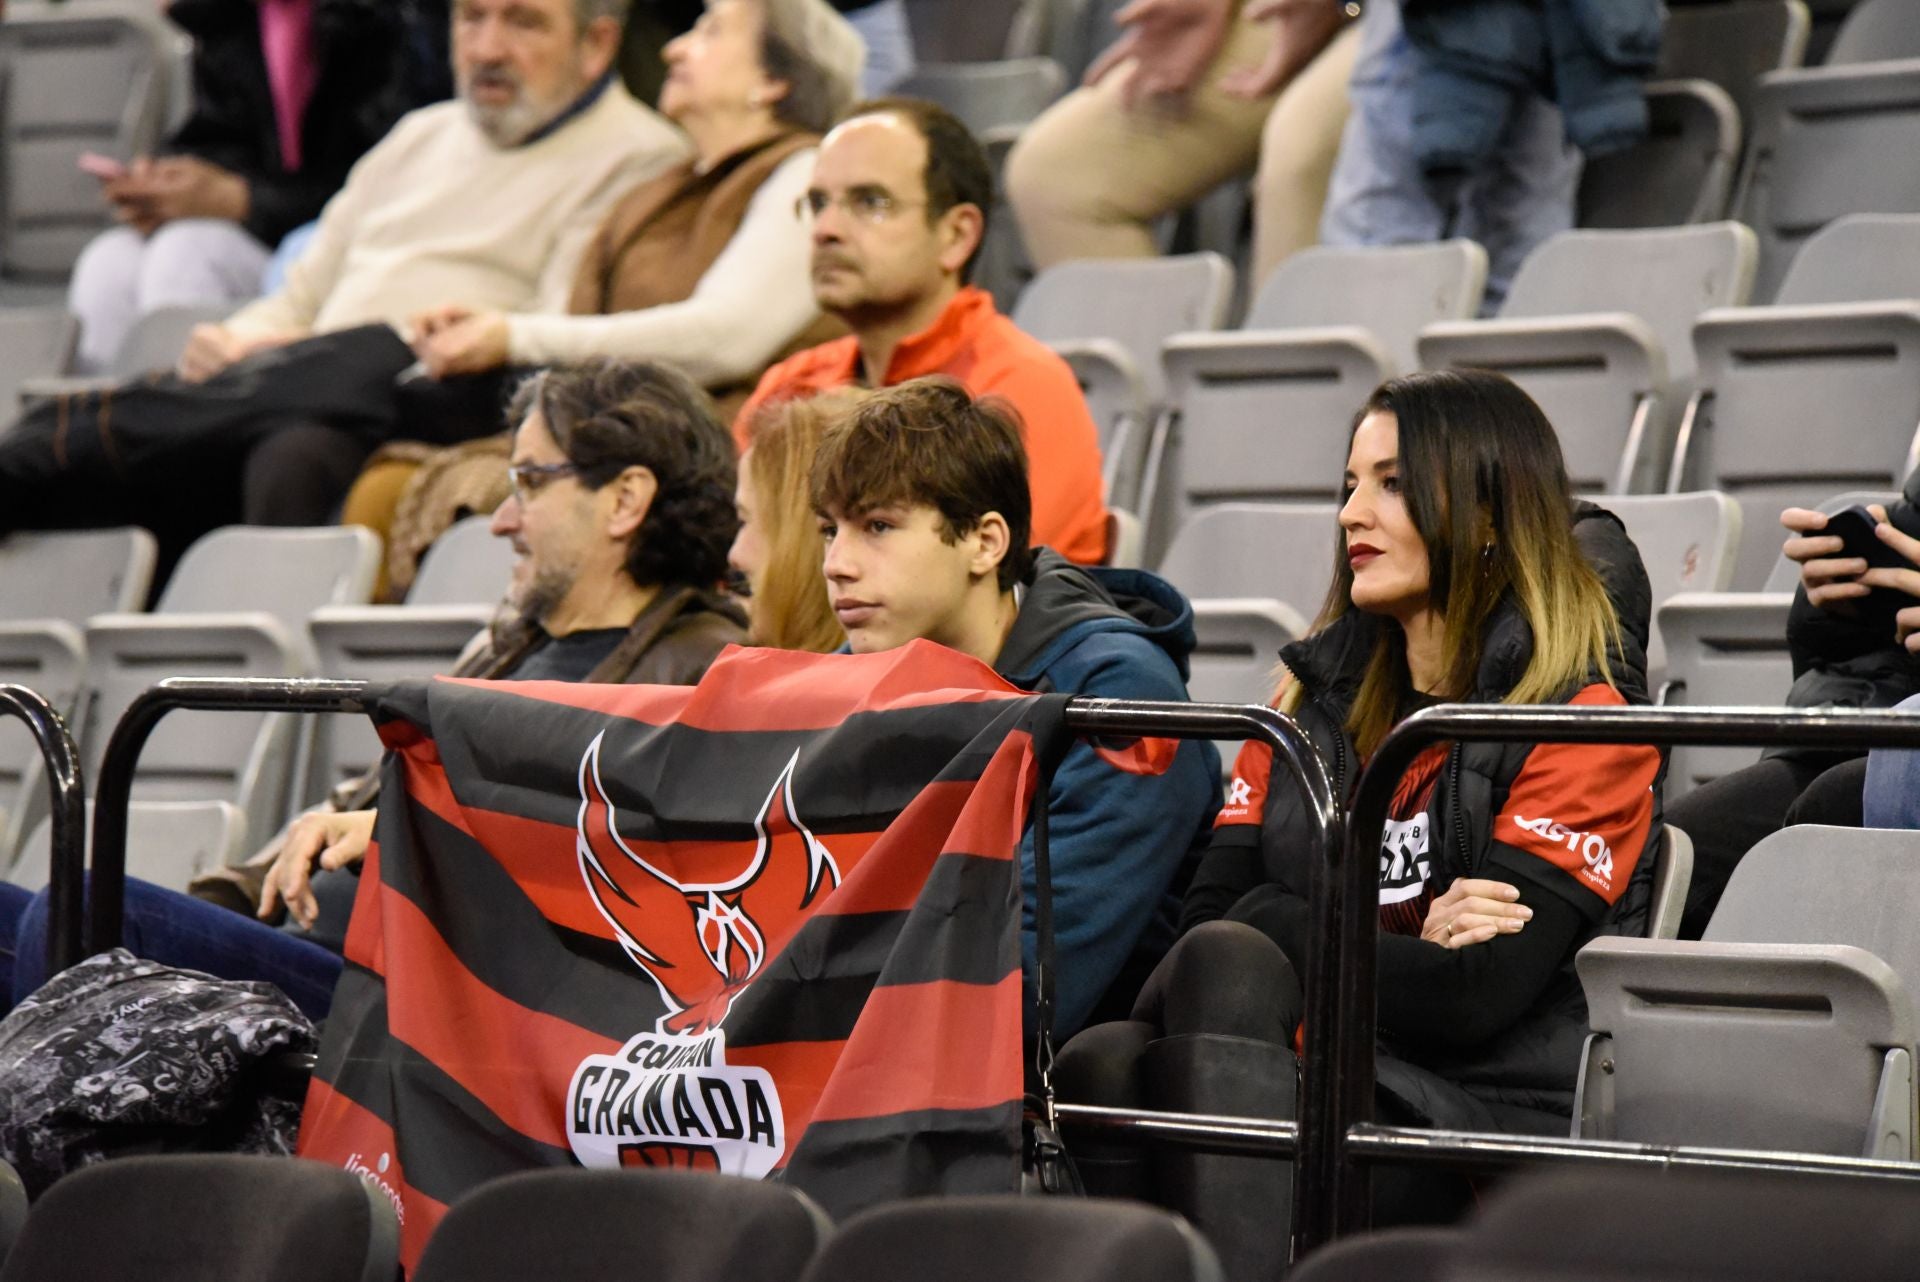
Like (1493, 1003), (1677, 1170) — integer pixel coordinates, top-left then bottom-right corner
(297, 642), (1065, 1267)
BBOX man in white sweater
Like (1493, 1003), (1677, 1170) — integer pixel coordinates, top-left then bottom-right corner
(178, 0), (689, 383)
(0, 0), (689, 579)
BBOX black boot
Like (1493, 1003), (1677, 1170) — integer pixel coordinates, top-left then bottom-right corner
(1142, 1032), (1297, 1282)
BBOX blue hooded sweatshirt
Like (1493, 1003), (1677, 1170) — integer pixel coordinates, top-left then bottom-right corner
(994, 550), (1223, 1038)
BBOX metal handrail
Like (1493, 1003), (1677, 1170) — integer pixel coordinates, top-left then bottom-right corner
(1306, 703), (1920, 1248)
(80, 676), (373, 969)
(0, 684), (84, 974)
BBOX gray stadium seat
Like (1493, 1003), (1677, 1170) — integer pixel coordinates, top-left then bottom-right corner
(797, 1196), (1224, 1282)
(1675, 215), (1920, 587)
(1012, 253), (1234, 512)
(1733, 56), (1920, 300)
(1825, 0), (1920, 63)
(887, 58), (1066, 134)
(0, 1153), (398, 1282)
(1658, 0), (1810, 123)
(1105, 507), (1144, 569)
(1156, 502), (1338, 624)
(79, 525), (380, 854)
(0, 3), (177, 289)
(5, 798), (244, 894)
(1654, 592), (1794, 795)
(1419, 223), (1758, 495)
(1576, 80), (1742, 228)
(1454, 1165), (1920, 1282)
(20, 301), (234, 405)
(1149, 242), (1485, 560)
(0, 308), (76, 408)
(1649, 824), (1695, 942)
(1601, 491), (1742, 686)
(902, 0), (1030, 62)
(412, 1168), (831, 1282)
(0, 527), (154, 860)
(1574, 824), (1920, 1158)
(307, 515), (509, 797)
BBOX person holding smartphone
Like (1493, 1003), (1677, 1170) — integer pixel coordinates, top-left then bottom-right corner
(1666, 469), (1920, 934)
(66, 0), (435, 373)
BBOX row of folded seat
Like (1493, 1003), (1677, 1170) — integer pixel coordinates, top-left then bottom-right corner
(0, 518), (512, 892)
(1040, 208), (1920, 583)
(9, 1135), (1920, 1281)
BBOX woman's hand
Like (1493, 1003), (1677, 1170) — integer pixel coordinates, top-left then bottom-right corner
(1421, 877), (1531, 949)
(259, 809), (377, 930)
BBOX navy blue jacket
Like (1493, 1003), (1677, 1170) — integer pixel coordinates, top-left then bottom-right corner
(1401, 0), (1660, 176)
(995, 551), (1223, 1037)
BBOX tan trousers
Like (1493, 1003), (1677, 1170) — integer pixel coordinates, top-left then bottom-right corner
(1006, 13), (1360, 291)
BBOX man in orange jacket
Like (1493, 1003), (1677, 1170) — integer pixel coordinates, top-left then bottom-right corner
(734, 96), (1110, 565)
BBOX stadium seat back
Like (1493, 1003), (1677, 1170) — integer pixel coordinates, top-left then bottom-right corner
(1682, 218), (1920, 587)
(1654, 592), (1794, 795)
(411, 1169), (831, 1282)
(1734, 58), (1920, 300)
(1601, 491), (1742, 684)
(406, 514), (513, 606)
(82, 526), (381, 853)
(1648, 824), (1694, 942)
(1157, 502), (1338, 614)
(0, 308), (76, 406)
(1772, 211), (1920, 306)
(886, 57), (1066, 133)
(1015, 252), (1234, 406)
(1577, 80), (1742, 228)
(6, 799), (244, 894)
(902, 0), (1029, 62)
(1456, 1165), (1920, 1282)
(1825, 0), (1920, 63)
(1184, 601), (1300, 710)
(796, 1196), (1224, 1282)
(1290, 1227), (1460, 1282)
(0, 4), (175, 283)
(1421, 223), (1756, 495)
(1576, 825), (1920, 1158)
(0, 1153), (397, 1282)
(110, 301), (233, 376)
(1246, 239), (1487, 374)
(1657, 0), (1810, 122)
(0, 528), (153, 861)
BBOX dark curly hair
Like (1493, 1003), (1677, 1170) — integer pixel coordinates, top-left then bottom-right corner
(508, 360), (739, 590)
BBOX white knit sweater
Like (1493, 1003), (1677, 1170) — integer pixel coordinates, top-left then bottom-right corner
(225, 83), (690, 340)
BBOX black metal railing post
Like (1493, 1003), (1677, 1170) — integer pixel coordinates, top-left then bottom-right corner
(81, 676), (372, 968)
(0, 684), (85, 976)
(1060, 698), (1338, 1260)
(1305, 703), (1920, 1247)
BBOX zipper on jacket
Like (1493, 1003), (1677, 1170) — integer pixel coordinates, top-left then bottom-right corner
(1446, 743), (1470, 873)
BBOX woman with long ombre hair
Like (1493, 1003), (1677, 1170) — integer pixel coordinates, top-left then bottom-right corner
(728, 390), (861, 652)
(1057, 370), (1665, 1280)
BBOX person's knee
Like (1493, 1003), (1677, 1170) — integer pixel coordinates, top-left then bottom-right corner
(242, 423), (370, 525)
(1157, 921), (1300, 1042)
(1056, 1019), (1156, 1107)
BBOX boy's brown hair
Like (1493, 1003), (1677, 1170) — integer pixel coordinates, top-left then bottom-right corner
(809, 375), (1035, 590)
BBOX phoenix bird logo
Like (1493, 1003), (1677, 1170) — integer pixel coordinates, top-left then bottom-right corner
(576, 732), (840, 1034)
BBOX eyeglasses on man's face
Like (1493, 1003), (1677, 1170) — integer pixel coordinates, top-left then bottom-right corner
(506, 460), (581, 502)
(795, 186), (930, 224)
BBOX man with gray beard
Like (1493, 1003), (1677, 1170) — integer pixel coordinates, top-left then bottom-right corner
(177, 0), (687, 382)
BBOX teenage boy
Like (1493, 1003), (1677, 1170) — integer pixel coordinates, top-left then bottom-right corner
(809, 375), (1220, 1036)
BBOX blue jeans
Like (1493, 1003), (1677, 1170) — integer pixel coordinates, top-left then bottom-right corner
(5, 876), (343, 1020)
(1319, 0), (1580, 308)
(1863, 693), (1920, 829)
(848, 0), (916, 95)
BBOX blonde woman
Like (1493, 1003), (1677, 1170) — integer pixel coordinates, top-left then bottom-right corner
(728, 390), (862, 652)
(1059, 370), (1664, 1275)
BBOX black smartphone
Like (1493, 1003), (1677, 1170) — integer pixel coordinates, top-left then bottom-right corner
(1823, 506), (1909, 572)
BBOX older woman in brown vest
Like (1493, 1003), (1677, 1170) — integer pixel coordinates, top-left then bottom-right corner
(331, 0), (865, 596)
